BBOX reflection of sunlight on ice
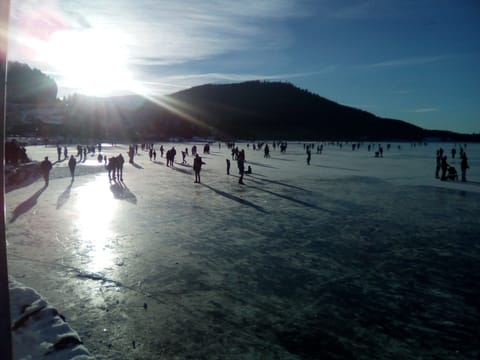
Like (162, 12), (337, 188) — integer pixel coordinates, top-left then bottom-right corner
(75, 176), (117, 273)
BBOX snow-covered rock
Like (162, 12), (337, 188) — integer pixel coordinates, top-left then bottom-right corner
(10, 278), (94, 360)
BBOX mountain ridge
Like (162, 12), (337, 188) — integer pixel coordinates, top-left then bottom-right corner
(164, 80), (425, 140)
(5, 65), (478, 141)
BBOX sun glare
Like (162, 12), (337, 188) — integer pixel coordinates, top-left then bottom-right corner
(44, 29), (134, 96)
(75, 176), (117, 272)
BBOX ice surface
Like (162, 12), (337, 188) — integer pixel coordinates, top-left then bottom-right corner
(6, 141), (480, 359)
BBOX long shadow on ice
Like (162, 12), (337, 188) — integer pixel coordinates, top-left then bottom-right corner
(249, 186), (334, 213)
(313, 164), (361, 172)
(202, 184), (267, 213)
(248, 174), (311, 192)
(246, 160), (277, 169)
(110, 181), (137, 204)
(130, 162), (143, 169)
(230, 174), (266, 186)
(10, 186), (47, 223)
(270, 156), (295, 162)
(56, 183), (72, 209)
(171, 166), (193, 175)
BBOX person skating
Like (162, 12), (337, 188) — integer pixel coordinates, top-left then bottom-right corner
(435, 150), (441, 178)
(40, 156), (53, 186)
(193, 154), (205, 183)
(440, 155), (448, 181)
(68, 155), (77, 182)
(117, 154), (125, 181)
(237, 149), (245, 184)
(461, 153), (469, 182)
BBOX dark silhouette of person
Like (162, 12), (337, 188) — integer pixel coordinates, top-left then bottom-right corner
(107, 156), (117, 181)
(435, 150), (441, 178)
(460, 153), (469, 182)
(226, 159), (230, 175)
(68, 155), (77, 182)
(117, 154), (125, 181)
(237, 149), (245, 184)
(440, 155), (448, 181)
(166, 149), (171, 167)
(306, 148), (311, 165)
(40, 156), (53, 186)
(264, 144), (270, 158)
(451, 148), (456, 159)
(170, 147), (176, 166)
(57, 145), (62, 161)
(128, 145), (135, 164)
(203, 143), (210, 154)
(193, 154), (205, 183)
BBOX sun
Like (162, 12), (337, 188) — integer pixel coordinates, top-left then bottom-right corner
(44, 29), (135, 96)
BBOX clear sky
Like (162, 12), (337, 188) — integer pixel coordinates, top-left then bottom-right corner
(7, 0), (480, 133)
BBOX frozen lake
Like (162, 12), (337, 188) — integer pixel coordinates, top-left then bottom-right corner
(6, 141), (480, 359)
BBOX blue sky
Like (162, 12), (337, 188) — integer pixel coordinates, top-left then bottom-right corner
(8, 0), (480, 133)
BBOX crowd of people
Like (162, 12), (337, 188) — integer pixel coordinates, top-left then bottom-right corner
(435, 146), (470, 182)
(18, 140), (476, 188)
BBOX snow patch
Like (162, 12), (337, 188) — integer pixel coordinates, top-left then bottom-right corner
(9, 278), (94, 360)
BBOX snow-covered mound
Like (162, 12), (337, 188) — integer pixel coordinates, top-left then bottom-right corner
(10, 278), (94, 360)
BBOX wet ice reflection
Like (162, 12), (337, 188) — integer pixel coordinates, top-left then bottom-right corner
(75, 175), (117, 273)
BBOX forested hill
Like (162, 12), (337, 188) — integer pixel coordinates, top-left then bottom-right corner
(2, 62), (57, 104)
(167, 81), (426, 140)
(4, 61), (475, 141)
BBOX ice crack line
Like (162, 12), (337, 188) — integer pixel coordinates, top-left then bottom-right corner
(9, 254), (166, 304)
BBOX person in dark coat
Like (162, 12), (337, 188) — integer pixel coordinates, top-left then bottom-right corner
(68, 155), (77, 182)
(237, 149), (245, 184)
(40, 156), (53, 186)
(440, 155), (448, 181)
(193, 154), (205, 183)
(435, 150), (441, 178)
(117, 154), (125, 181)
(107, 156), (117, 181)
(460, 153), (469, 182)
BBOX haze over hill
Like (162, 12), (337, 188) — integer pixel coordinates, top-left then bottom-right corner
(4, 63), (478, 141)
